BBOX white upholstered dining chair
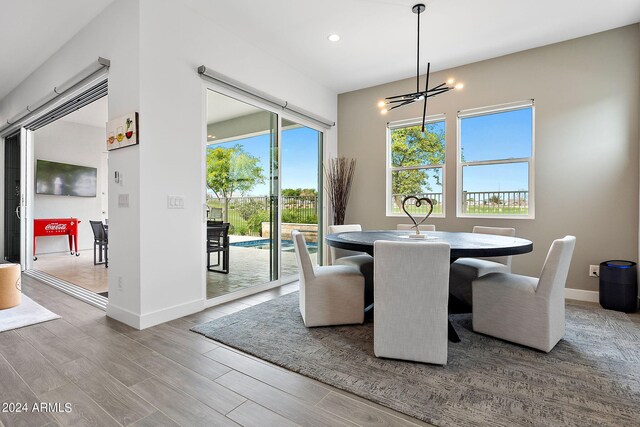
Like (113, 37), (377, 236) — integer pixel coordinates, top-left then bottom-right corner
(396, 224), (436, 231)
(328, 224), (375, 307)
(472, 235), (576, 352)
(449, 226), (516, 307)
(292, 230), (365, 327)
(328, 224), (372, 265)
(374, 240), (450, 365)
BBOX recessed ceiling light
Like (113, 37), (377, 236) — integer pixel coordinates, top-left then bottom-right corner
(328, 34), (340, 42)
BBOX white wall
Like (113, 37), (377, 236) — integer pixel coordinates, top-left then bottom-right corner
(135, 0), (337, 327)
(0, 0), (337, 328)
(338, 25), (640, 295)
(33, 121), (106, 254)
(0, 0), (142, 324)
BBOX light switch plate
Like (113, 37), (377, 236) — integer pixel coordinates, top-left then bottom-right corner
(167, 195), (185, 209)
(118, 194), (129, 208)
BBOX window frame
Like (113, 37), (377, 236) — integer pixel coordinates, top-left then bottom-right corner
(456, 100), (535, 219)
(386, 114), (446, 218)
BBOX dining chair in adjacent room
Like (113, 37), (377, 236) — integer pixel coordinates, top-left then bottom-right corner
(472, 235), (576, 352)
(396, 224), (436, 231)
(89, 220), (108, 268)
(292, 230), (365, 327)
(449, 226), (516, 309)
(374, 240), (450, 365)
(328, 224), (375, 308)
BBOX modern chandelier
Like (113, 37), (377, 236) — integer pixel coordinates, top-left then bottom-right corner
(378, 3), (463, 131)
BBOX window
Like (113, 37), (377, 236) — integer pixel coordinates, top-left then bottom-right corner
(457, 101), (534, 218)
(387, 116), (446, 217)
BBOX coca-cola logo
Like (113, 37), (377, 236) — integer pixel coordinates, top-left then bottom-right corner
(44, 223), (67, 231)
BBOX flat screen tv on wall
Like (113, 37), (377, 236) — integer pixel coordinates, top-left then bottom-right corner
(35, 160), (97, 197)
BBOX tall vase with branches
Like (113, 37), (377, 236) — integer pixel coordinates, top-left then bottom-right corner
(324, 157), (357, 225)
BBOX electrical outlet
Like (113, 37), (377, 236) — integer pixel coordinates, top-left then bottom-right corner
(117, 276), (124, 290)
(589, 265), (599, 278)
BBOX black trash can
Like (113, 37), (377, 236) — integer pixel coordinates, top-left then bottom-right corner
(599, 260), (638, 313)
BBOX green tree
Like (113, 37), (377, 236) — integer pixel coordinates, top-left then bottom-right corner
(282, 188), (318, 197)
(488, 195), (502, 206)
(236, 199), (266, 221)
(206, 144), (265, 221)
(390, 125), (445, 208)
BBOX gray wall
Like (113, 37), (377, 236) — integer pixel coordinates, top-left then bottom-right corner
(338, 25), (640, 293)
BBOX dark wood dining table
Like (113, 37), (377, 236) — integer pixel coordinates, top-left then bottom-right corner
(325, 230), (533, 261)
(325, 230), (534, 342)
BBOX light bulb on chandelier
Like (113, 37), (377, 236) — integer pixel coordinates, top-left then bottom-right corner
(377, 3), (464, 131)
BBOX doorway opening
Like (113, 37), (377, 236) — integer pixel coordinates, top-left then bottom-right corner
(28, 96), (109, 300)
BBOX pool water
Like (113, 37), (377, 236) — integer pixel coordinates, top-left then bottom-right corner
(230, 239), (318, 254)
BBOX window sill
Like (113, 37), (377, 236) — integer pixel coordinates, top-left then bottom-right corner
(456, 214), (534, 220)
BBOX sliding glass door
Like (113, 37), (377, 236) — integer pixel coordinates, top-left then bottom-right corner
(280, 120), (322, 279)
(205, 90), (324, 300)
(205, 90), (279, 300)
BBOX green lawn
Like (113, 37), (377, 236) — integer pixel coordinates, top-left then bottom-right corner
(464, 206), (529, 215)
(392, 205), (528, 215)
(392, 205), (444, 215)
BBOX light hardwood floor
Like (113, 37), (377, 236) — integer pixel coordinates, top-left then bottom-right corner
(0, 276), (431, 427)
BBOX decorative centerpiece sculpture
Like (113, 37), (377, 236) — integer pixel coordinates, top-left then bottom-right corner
(401, 195), (433, 239)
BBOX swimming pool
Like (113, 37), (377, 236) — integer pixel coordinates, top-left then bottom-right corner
(230, 239), (318, 253)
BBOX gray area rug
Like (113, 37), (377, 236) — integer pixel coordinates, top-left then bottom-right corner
(192, 292), (640, 426)
(0, 295), (60, 332)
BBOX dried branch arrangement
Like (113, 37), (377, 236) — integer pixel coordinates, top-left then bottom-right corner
(324, 157), (357, 225)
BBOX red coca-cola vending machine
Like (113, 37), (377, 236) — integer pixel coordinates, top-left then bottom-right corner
(33, 218), (81, 261)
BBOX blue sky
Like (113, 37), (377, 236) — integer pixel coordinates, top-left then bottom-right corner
(460, 107), (531, 192)
(208, 108), (531, 196)
(208, 127), (319, 196)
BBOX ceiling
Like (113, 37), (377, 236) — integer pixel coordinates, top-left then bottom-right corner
(2, 0), (639, 102)
(0, 0), (115, 102)
(194, 0), (640, 93)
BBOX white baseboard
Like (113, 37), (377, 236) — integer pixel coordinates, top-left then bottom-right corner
(139, 298), (203, 329)
(106, 303), (141, 329)
(564, 288), (599, 303)
(107, 298), (204, 330)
